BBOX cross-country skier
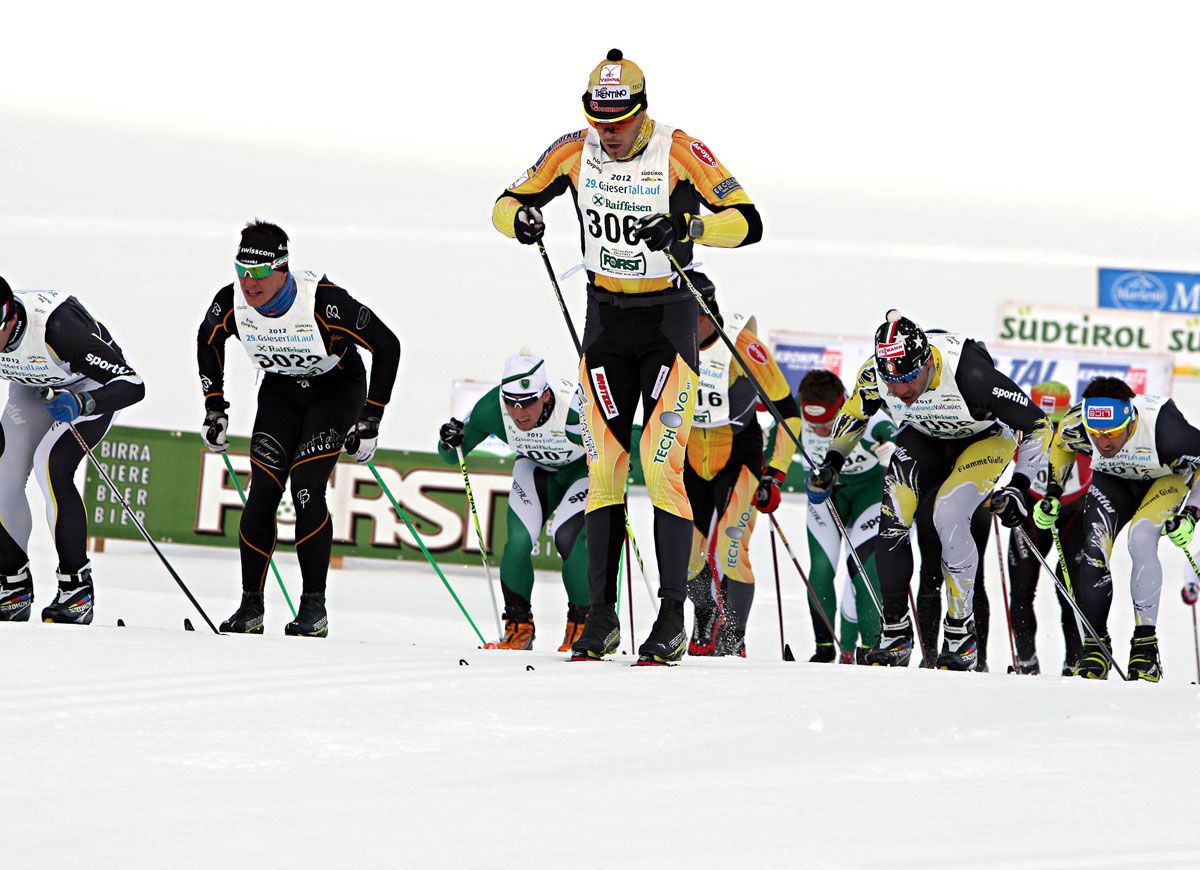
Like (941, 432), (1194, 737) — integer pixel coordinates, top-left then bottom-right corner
(491, 49), (762, 664)
(196, 221), (400, 638)
(1005, 380), (1089, 675)
(682, 275), (800, 658)
(1044, 376), (1200, 681)
(796, 368), (893, 664)
(807, 311), (1053, 670)
(437, 351), (590, 651)
(0, 277), (145, 624)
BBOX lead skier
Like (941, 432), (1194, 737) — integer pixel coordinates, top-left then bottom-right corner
(0, 276), (145, 624)
(808, 311), (1053, 669)
(491, 49), (762, 664)
(196, 221), (400, 638)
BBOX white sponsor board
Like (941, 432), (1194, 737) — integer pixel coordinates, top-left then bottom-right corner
(996, 302), (1200, 377)
(770, 330), (1174, 401)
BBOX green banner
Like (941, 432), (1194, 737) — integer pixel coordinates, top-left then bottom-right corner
(86, 426), (563, 568)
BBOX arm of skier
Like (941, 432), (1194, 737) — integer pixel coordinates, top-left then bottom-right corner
(437, 387), (507, 465)
(669, 130), (762, 248)
(47, 298), (145, 415)
(492, 131), (585, 239)
(1154, 400), (1200, 510)
(196, 285), (237, 412)
(825, 358), (883, 468)
(315, 280), (401, 423)
(733, 328), (799, 474)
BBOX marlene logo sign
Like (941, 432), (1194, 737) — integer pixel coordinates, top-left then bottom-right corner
(1099, 268), (1200, 314)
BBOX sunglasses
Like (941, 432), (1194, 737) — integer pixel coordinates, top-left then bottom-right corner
(502, 392), (543, 409)
(1084, 419), (1132, 438)
(235, 256), (287, 279)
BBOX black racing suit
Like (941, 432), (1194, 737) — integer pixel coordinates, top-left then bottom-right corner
(197, 278), (400, 596)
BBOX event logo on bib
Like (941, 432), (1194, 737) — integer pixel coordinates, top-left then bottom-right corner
(600, 248), (647, 275)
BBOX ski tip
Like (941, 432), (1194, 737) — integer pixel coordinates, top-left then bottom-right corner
(525, 665), (535, 671)
(483, 642), (500, 649)
(459, 658), (469, 666)
(783, 644), (795, 662)
(183, 618), (195, 631)
(116, 618), (125, 628)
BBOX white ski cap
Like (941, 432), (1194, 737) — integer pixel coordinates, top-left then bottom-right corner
(501, 352), (548, 398)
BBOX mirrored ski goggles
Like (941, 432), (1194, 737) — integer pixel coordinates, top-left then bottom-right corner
(1082, 397), (1134, 437)
(502, 392), (543, 409)
(235, 256), (288, 279)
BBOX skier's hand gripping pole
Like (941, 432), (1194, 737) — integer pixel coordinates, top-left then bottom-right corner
(1015, 525), (1126, 681)
(456, 447), (504, 645)
(665, 253), (882, 621)
(221, 453), (297, 619)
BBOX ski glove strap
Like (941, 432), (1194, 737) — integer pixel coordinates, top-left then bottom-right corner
(1162, 506), (1200, 549)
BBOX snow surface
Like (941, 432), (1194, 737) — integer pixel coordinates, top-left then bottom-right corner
(5, 496), (1200, 868)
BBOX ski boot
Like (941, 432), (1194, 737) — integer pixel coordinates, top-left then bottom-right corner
(285, 593), (328, 638)
(569, 603), (620, 661)
(498, 608), (534, 650)
(1007, 655), (1041, 675)
(936, 616), (977, 671)
(864, 616), (914, 667)
(41, 564), (94, 625)
(0, 564), (34, 622)
(1075, 634), (1113, 680)
(220, 592), (265, 634)
(557, 604), (588, 652)
(718, 622), (746, 658)
(636, 598), (687, 665)
(1126, 626), (1162, 683)
(688, 603), (723, 656)
(809, 642), (837, 663)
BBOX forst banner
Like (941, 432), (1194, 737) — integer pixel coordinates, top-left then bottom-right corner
(85, 426), (564, 569)
(769, 331), (1173, 400)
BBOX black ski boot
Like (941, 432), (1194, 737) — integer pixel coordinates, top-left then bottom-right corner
(688, 603), (722, 656)
(285, 593), (329, 638)
(0, 564), (34, 622)
(1126, 626), (1162, 683)
(636, 598), (687, 665)
(220, 592), (265, 634)
(1075, 634), (1113, 680)
(687, 565), (722, 656)
(936, 616), (977, 671)
(809, 642), (836, 663)
(718, 621), (746, 658)
(41, 564), (94, 625)
(569, 602), (620, 661)
(864, 616), (914, 667)
(1008, 655), (1041, 675)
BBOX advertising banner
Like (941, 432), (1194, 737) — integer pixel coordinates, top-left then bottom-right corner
(85, 426), (564, 569)
(1098, 268), (1200, 315)
(995, 302), (1200, 377)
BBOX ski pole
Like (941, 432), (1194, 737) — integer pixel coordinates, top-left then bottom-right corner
(625, 536), (635, 643)
(455, 447), (503, 644)
(769, 525), (794, 661)
(766, 514), (842, 657)
(667, 253), (881, 631)
(70, 421), (220, 634)
(1177, 554), (1200, 683)
(533, 243), (655, 604)
(1051, 525), (1087, 660)
(992, 514), (1018, 673)
(536, 241), (582, 354)
(366, 460), (487, 646)
(1016, 526), (1126, 681)
(221, 453), (297, 619)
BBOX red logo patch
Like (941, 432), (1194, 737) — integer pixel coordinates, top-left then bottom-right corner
(1127, 367), (1148, 393)
(876, 341), (905, 359)
(690, 140), (718, 167)
(1086, 406), (1114, 421)
(746, 342), (769, 365)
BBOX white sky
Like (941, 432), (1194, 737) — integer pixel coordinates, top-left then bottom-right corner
(7, 0), (1200, 208)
